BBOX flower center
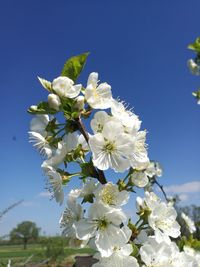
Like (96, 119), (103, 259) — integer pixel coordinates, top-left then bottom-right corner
(98, 218), (108, 230)
(101, 185), (118, 205)
(103, 142), (116, 154)
(155, 219), (169, 230)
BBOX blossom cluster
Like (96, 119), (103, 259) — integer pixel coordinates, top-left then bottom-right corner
(188, 37), (200, 104)
(28, 53), (199, 267)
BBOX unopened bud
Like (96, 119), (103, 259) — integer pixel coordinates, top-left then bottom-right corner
(48, 93), (61, 111)
(74, 96), (85, 111)
(187, 59), (200, 75)
(30, 105), (37, 110)
(136, 196), (143, 211)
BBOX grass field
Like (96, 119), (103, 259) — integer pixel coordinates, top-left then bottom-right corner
(0, 244), (94, 266)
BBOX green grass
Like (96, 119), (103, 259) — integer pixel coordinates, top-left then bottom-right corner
(0, 244), (94, 266)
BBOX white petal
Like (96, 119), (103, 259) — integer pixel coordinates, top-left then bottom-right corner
(73, 219), (97, 240)
(65, 84), (82, 98)
(87, 72), (98, 87)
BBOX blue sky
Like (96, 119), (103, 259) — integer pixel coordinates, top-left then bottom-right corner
(1, 0), (200, 236)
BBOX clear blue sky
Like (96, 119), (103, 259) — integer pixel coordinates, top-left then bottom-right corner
(1, 0), (200, 236)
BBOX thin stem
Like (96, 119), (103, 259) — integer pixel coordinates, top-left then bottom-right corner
(52, 127), (65, 138)
(75, 117), (107, 184)
(123, 171), (130, 183)
(154, 179), (168, 202)
(70, 172), (82, 177)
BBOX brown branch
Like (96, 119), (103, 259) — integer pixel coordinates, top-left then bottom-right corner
(75, 117), (107, 184)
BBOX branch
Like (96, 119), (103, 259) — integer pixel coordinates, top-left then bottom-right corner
(154, 179), (168, 202)
(75, 117), (107, 184)
(0, 200), (23, 220)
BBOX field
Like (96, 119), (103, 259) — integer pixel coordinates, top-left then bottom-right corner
(0, 244), (94, 266)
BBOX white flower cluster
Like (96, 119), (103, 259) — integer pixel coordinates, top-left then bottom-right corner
(140, 236), (199, 267)
(29, 54), (199, 267)
(188, 59), (200, 76)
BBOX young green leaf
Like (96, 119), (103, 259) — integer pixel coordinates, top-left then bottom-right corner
(61, 52), (89, 82)
(188, 37), (200, 53)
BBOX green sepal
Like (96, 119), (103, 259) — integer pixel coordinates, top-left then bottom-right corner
(45, 118), (59, 133)
(80, 161), (99, 179)
(192, 89), (200, 100)
(81, 194), (95, 204)
(28, 102), (57, 115)
(64, 145), (85, 163)
(130, 243), (139, 257)
(61, 98), (80, 120)
(48, 136), (63, 149)
(61, 52), (90, 82)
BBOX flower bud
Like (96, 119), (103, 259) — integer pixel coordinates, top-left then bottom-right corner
(30, 105), (37, 110)
(187, 59), (200, 75)
(48, 93), (61, 111)
(136, 196), (143, 211)
(74, 95), (85, 111)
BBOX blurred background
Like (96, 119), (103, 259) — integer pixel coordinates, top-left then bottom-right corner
(0, 0), (200, 265)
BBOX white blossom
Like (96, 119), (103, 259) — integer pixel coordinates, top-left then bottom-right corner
(45, 168), (64, 205)
(130, 171), (149, 187)
(145, 161), (163, 178)
(148, 202), (180, 243)
(85, 72), (113, 109)
(93, 244), (139, 267)
(28, 131), (52, 158)
(73, 202), (129, 257)
(128, 131), (149, 170)
(94, 182), (129, 207)
(68, 180), (97, 201)
(60, 193), (83, 238)
(111, 99), (141, 134)
(30, 114), (49, 136)
(181, 212), (196, 234)
(140, 237), (179, 267)
(90, 111), (112, 134)
(136, 192), (180, 243)
(89, 120), (134, 172)
(184, 246), (200, 267)
(42, 132), (79, 168)
(136, 191), (160, 211)
(188, 59), (200, 75)
(80, 179), (97, 198)
(173, 251), (198, 267)
(52, 76), (82, 98)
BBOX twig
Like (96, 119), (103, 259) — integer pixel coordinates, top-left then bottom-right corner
(0, 200), (23, 220)
(154, 179), (168, 202)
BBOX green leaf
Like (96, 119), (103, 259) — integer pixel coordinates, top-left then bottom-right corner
(27, 102), (57, 115)
(188, 37), (200, 53)
(38, 77), (52, 92)
(61, 52), (89, 82)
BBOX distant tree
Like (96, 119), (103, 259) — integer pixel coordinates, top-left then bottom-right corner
(10, 221), (40, 249)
